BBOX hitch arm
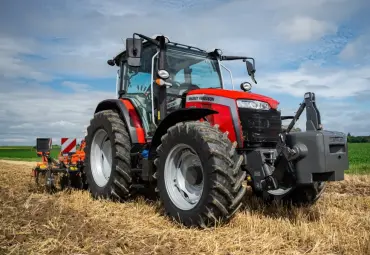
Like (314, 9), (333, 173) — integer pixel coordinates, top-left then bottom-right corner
(286, 92), (322, 133)
(281, 116), (294, 120)
(304, 92), (322, 131)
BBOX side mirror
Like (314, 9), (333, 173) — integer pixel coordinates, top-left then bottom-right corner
(126, 38), (143, 67)
(245, 60), (257, 84)
(245, 60), (255, 76)
(107, 59), (115, 66)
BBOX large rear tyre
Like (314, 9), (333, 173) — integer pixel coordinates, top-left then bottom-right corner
(254, 181), (326, 206)
(281, 182), (326, 206)
(154, 121), (247, 228)
(84, 110), (133, 201)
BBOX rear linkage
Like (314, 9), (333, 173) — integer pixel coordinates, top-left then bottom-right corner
(276, 92), (321, 164)
(248, 92), (345, 197)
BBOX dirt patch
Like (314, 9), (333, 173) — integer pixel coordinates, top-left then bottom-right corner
(0, 161), (369, 255)
(0, 159), (35, 167)
(326, 174), (370, 196)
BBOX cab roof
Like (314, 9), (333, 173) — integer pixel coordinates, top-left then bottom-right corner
(111, 39), (210, 66)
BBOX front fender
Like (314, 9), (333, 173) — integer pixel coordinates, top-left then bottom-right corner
(148, 108), (218, 159)
(95, 99), (145, 144)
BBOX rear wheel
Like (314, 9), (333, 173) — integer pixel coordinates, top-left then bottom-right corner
(154, 121), (247, 227)
(254, 181), (326, 206)
(84, 110), (133, 201)
(281, 182), (326, 206)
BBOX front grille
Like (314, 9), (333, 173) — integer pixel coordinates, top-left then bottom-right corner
(238, 108), (282, 147)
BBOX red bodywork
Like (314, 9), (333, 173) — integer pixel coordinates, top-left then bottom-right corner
(185, 89), (279, 148)
(118, 88), (279, 148)
(120, 99), (146, 144)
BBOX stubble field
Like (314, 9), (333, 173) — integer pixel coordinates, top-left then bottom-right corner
(0, 154), (369, 254)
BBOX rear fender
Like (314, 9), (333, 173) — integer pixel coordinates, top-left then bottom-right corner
(148, 108), (218, 159)
(95, 99), (146, 145)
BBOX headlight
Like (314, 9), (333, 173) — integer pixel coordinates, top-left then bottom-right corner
(237, 100), (271, 110)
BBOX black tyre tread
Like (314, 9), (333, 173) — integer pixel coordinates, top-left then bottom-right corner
(230, 186), (247, 209)
(283, 181), (327, 206)
(255, 181), (327, 206)
(84, 110), (133, 201)
(155, 120), (247, 227)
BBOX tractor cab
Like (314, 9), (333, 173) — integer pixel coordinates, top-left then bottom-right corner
(108, 34), (258, 137)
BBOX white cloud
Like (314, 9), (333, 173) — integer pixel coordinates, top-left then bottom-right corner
(0, 0), (369, 144)
(241, 64), (370, 99)
(0, 36), (52, 81)
(0, 79), (114, 145)
(276, 16), (337, 42)
(1, 0), (364, 79)
(339, 34), (370, 63)
(62, 81), (91, 92)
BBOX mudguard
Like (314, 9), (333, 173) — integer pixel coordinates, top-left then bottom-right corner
(148, 108), (218, 159)
(95, 99), (145, 145)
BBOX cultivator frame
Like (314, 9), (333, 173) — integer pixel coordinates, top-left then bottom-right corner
(32, 138), (87, 192)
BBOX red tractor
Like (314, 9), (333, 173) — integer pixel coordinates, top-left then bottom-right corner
(83, 33), (349, 227)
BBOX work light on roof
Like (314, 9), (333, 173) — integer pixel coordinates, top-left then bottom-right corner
(151, 34), (170, 43)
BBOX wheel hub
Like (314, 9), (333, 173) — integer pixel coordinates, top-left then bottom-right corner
(90, 129), (112, 187)
(164, 144), (204, 210)
(185, 165), (203, 186)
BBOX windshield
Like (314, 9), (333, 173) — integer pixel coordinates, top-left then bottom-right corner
(120, 46), (224, 134)
(165, 48), (223, 89)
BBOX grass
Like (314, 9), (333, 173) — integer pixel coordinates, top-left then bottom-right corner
(347, 143), (370, 174)
(0, 147), (61, 162)
(0, 161), (369, 254)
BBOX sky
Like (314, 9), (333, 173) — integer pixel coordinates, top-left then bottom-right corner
(0, 0), (369, 145)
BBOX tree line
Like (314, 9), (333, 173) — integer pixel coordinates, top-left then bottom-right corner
(347, 133), (370, 143)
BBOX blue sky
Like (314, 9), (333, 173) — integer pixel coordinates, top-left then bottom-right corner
(0, 0), (369, 145)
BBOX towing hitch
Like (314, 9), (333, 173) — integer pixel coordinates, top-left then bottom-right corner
(249, 92), (349, 195)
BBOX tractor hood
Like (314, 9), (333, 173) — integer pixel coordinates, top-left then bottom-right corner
(186, 88), (279, 109)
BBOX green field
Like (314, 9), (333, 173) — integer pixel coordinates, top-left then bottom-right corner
(346, 143), (370, 174)
(0, 143), (369, 174)
(0, 146), (60, 161)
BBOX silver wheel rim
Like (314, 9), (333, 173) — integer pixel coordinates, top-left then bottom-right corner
(164, 143), (204, 210)
(90, 129), (112, 187)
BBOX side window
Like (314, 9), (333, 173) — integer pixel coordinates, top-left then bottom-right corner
(125, 47), (154, 94)
(122, 47), (156, 136)
(126, 72), (152, 94)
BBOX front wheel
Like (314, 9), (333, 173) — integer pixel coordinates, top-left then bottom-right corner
(154, 121), (247, 228)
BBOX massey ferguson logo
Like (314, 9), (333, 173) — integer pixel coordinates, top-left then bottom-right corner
(187, 96), (215, 102)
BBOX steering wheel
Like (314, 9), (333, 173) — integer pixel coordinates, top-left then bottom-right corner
(171, 81), (182, 87)
(178, 83), (200, 91)
(166, 83), (200, 98)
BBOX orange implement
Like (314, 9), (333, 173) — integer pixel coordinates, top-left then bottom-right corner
(59, 139), (85, 166)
